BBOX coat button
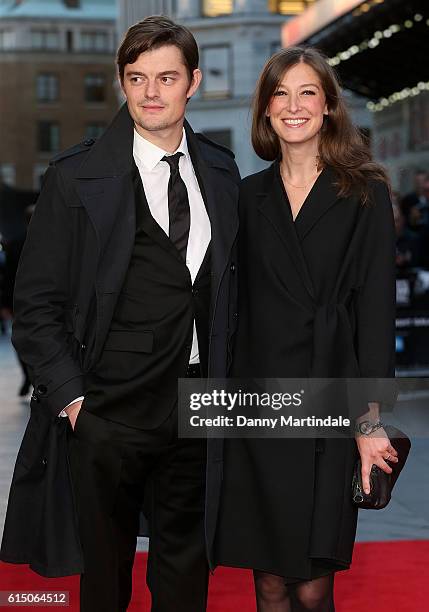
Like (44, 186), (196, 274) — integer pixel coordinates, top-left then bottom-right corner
(42, 458), (48, 466)
(84, 138), (94, 146)
(36, 384), (48, 396)
(193, 288), (199, 296)
(81, 343), (86, 350)
(230, 263), (236, 273)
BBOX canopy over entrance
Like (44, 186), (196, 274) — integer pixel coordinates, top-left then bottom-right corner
(282, 0), (429, 101)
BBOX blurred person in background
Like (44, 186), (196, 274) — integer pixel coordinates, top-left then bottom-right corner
(405, 172), (429, 230)
(393, 200), (421, 269)
(0, 182), (37, 393)
(401, 169), (428, 226)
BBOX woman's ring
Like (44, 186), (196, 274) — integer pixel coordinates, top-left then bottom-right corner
(385, 454), (391, 461)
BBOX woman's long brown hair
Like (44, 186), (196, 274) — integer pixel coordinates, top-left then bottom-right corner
(252, 46), (389, 204)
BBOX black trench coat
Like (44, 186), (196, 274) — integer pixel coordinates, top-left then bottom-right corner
(0, 104), (239, 577)
(209, 161), (396, 579)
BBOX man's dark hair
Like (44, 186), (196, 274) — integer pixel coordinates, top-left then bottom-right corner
(117, 15), (199, 84)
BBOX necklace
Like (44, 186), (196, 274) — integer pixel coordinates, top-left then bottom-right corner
(280, 166), (320, 189)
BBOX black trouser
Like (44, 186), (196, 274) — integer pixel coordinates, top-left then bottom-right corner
(67, 403), (208, 612)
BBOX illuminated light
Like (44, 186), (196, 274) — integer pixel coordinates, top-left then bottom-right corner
(327, 16), (403, 68)
(202, 0), (233, 17)
(361, 3), (370, 12)
(426, 19), (429, 26)
(404, 20), (413, 28)
(414, 14), (423, 22)
(328, 57), (340, 66)
(369, 81), (429, 112)
(368, 38), (380, 48)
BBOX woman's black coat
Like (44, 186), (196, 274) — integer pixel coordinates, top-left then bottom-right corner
(209, 161), (396, 575)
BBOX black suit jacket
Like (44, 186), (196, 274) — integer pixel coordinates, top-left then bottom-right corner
(1, 104), (239, 576)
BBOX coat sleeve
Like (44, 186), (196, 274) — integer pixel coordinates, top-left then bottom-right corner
(355, 180), (397, 407)
(11, 164), (84, 417)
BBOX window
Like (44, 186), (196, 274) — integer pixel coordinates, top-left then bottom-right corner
(202, 129), (232, 150)
(201, 46), (231, 99)
(202, 0), (233, 17)
(85, 123), (106, 140)
(37, 122), (60, 153)
(84, 74), (106, 103)
(0, 164), (16, 187)
(31, 30), (60, 50)
(36, 74), (59, 102)
(268, 0), (316, 15)
(66, 30), (74, 52)
(0, 30), (16, 50)
(81, 31), (109, 53)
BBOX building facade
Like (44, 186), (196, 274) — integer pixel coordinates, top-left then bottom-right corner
(118, 0), (319, 177)
(369, 94), (429, 194)
(0, 0), (118, 189)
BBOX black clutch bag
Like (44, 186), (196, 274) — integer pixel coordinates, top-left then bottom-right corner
(352, 425), (411, 509)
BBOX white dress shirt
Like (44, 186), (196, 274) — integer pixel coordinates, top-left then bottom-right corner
(61, 127), (210, 416)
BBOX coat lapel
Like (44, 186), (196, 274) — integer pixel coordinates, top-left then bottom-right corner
(294, 166), (341, 241)
(257, 162), (315, 301)
(185, 123), (239, 300)
(73, 103), (136, 294)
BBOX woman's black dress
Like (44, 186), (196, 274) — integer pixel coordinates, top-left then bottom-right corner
(213, 162), (396, 582)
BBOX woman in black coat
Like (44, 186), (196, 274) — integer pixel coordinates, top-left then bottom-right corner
(214, 47), (398, 611)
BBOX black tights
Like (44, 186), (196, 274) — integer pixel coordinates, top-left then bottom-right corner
(253, 570), (335, 612)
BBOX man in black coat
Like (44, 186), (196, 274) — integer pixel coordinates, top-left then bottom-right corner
(0, 16), (239, 612)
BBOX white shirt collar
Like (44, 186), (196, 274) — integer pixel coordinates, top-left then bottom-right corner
(133, 127), (190, 172)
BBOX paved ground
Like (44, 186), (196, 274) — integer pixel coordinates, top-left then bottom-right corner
(0, 331), (428, 554)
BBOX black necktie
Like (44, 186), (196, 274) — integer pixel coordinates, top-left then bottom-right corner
(162, 152), (190, 260)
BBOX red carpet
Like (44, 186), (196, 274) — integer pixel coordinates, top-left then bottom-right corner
(1, 541), (428, 611)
